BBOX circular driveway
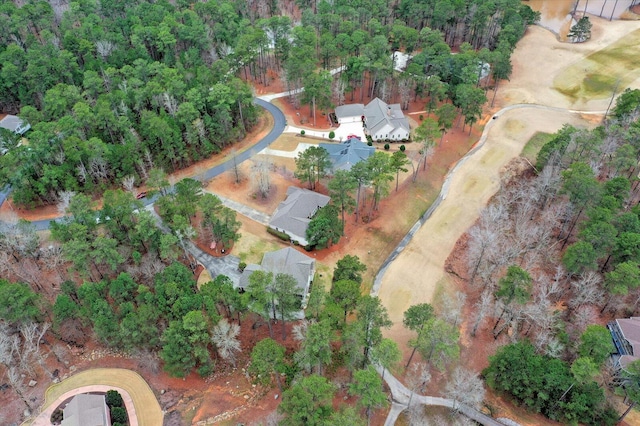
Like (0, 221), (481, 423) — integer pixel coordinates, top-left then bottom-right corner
(27, 368), (162, 426)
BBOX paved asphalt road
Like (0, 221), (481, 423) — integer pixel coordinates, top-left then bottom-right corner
(0, 98), (286, 231)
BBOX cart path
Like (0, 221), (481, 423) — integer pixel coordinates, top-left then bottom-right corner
(373, 104), (606, 358)
(376, 364), (507, 426)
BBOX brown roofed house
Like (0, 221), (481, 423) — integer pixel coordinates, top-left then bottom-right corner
(608, 317), (640, 370)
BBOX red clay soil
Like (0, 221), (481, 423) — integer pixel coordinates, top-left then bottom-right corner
(0, 69), (573, 426)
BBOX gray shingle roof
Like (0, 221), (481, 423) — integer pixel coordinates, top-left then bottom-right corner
(62, 394), (110, 426)
(268, 187), (330, 244)
(237, 248), (315, 297)
(0, 115), (30, 135)
(238, 264), (261, 291)
(262, 247), (315, 294)
(335, 103), (364, 119)
(364, 98), (409, 136)
(319, 138), (375, 171)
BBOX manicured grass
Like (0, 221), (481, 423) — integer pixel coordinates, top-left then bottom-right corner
(236, 235), (282, 265)
(268, 133), (311, 151)
(315, 263), (332, 290)
(521, 132), (554, 164)
(38, 368), (162, 426)
(554, 28), (640, 101)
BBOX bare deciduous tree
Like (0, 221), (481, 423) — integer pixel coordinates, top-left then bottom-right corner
(211, 319), (241, 367)
(7, 366), (31, 410)
(95, 40), (115, 59)
(135, 349), (160, 375)
(292, 320), (309, 343)
(440, 291), (466, 327)
(471, 289), (493, 337)
(122, 176), (136, 194)
(445, 367), (486, 411)
(251, 158), (273, 198)
(406, 362), (431, 408)
(569, 271), (604, 309)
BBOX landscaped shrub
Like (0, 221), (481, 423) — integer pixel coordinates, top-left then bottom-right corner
(267, 227), (291, 242)
(300, 130), (305, 136)
(51, 408), (63, 424)
(328, 131), (335, 139)
(106, 390), (124, 408)
(384, 143), (390, 150)
(400, 145), (406, 152)
(419, 114), (424, 121)
(110, 407), (128, 424)
(238, 261), (247, 272)
(367, 141), (373, 146)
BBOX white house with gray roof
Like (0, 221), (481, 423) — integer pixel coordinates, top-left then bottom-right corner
(61, 393), (111, 426)
(334, 98), (409, 141)
(363, 98), (409, 141)
(0, 115), (30, 135)
(237, 247), (315, 308)
(268, 187), (330, 246)
(335, 103), (365, 124)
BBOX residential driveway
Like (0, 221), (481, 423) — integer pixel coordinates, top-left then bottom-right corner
(284, 121), (366, 142)
(260, 142), (315, 159)
(27, 368), (162, 426)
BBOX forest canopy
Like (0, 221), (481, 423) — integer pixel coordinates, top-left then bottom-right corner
(0, 0), (538, 207)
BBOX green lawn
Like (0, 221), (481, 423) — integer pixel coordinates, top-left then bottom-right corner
(521, 132), (554, 164)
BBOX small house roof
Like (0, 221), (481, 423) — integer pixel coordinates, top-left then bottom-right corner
(0, 115), (30, 135)
(319, 138), (375, 171)
(237, 248), (315, 296)
(269, 187), (330, 242)
(238, 264), (261, 290)
(61, 394), (110, 426)
(262, 247), (315, 293)
(616, 317), (640, 356)
(335, 103), (364, 119)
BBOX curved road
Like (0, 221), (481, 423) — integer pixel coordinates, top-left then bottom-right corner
(0, 98), (286, 230)
(1, 96), (607, 426)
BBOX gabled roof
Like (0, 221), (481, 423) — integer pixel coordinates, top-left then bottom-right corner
(364, 98), (409, 136)
(0, 115), (30, 135)
(616, 317), (640, 356)
(269, 187), (330, 242)
(262, 247), (315, 293)
(237, 248), (315, 295)
(335, 103), (364, 119)
(238, 263), (261, 291)
(62, 394), (110, 426)
(319, 138), (375, 171)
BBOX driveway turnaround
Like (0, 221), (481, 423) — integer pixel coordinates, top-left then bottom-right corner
(27, 368), (162, 426)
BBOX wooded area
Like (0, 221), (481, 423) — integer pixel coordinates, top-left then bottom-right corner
(464, 89), (640, 425)
(0, 0), (549, 424)
(0, 0), (537, 207)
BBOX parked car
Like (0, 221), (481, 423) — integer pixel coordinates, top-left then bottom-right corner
(136, 191), (147, 199)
